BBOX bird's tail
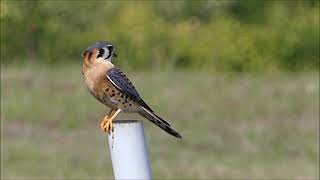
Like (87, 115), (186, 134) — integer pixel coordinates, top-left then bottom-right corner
(139, 107), (182, 139)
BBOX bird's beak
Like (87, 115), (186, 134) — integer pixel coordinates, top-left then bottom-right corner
(113, 52), (118, 58)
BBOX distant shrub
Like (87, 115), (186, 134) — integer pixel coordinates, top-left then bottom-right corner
(1, 1), (319, 72)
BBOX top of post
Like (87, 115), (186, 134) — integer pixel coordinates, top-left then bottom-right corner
(113, 120), (140, 124)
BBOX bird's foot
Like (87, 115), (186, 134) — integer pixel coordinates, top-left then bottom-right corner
(100, 118), (114, 133)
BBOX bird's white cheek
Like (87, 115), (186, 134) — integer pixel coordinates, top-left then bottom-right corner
(103, 47), (109, 59)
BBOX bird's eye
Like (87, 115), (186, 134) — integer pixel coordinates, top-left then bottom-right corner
(107, 45), (113, 52)
(97, 48), (105, 58)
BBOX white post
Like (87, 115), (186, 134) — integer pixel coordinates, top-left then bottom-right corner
(107, 120), (152, 180)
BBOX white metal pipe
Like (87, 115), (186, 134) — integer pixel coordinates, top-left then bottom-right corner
(108, 120), (152, 180)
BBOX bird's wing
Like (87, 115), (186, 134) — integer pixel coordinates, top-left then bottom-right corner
(107, 68), (181, 138)
(106, 68), (153, 112)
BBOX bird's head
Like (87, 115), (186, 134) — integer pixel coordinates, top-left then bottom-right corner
(82, 41), (118, 63)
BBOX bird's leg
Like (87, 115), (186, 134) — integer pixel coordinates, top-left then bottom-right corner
(100, 109), (116, 132)
(100, 108), (122, 133)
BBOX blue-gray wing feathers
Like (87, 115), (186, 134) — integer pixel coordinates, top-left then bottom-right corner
(107, 68), (140, 101)
(107, 68), (180, 138)
(107, 68), (153, 112)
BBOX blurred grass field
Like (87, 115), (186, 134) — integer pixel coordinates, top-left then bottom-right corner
(1, 63), (319, 179)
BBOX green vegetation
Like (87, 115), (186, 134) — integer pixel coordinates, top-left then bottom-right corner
(1, 64), (319, 179)
(1, 1), (319, 179)
(1, 1), (319, 71)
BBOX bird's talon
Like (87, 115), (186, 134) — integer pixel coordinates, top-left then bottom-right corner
(100, 119), (113, 133)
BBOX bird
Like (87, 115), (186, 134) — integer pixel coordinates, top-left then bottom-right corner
(82, 41), (182, 139)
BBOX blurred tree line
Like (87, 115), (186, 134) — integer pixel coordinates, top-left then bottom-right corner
(1, 0), (319, 72)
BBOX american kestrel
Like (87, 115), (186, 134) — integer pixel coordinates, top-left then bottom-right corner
(82, 41), (182, 138)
